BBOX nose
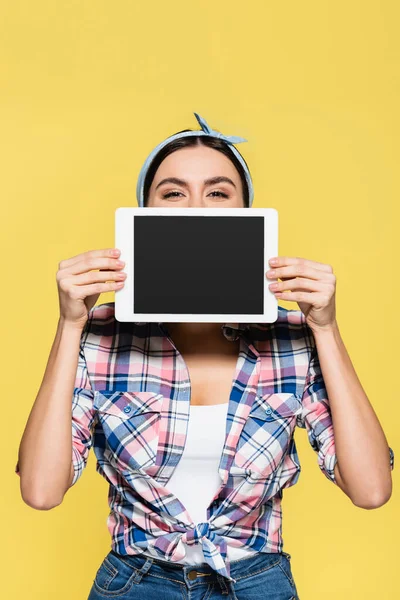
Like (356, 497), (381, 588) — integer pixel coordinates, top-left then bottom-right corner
(186, 189), (207, 208)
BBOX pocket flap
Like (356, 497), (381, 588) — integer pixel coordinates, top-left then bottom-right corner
(249, 392), (302, 421)
(93, 390), (163, 419)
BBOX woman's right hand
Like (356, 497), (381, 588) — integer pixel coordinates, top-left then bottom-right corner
(56, 248), (126, 329)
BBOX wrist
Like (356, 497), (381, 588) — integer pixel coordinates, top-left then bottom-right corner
(58, 315), (87, 334)
(308, 319), (340, 337)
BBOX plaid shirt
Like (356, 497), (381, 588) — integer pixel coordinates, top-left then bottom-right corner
(15, 301), (395, 583)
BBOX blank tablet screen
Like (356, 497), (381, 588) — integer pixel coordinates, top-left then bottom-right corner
(133, 215), (264, 315)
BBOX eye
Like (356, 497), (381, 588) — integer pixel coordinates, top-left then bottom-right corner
(162, 190), (229, 199)
(208, 190), (229, 198)
(162, 191), (184, 198)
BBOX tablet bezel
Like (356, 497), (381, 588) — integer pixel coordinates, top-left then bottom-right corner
(115, 206), (278, 323)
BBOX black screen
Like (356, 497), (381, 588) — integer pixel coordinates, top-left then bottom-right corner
(133, 215), (264, 315)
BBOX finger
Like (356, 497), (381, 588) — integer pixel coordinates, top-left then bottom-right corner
(58, 248), (120, 270)
(70, 270), (127, 286)
(267, 264), (333, 283)
(71, 280), (125, 299)
(269, 277), (325, 293)
(269, 256), (333, 274)
(273, 290), (317, 303)
(59, 255), (125, 277)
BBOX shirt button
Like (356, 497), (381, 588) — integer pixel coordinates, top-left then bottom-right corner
(123, 406), (132, 414)
(187, 570), (197, 580)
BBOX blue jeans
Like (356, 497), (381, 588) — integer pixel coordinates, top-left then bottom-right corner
(87, 549), (300, 599)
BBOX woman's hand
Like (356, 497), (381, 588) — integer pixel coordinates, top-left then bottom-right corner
(56, 248), (127, 328)
(266, 256), (337, 331)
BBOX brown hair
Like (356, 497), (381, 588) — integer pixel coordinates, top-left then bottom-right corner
(143, 130), (251, 207)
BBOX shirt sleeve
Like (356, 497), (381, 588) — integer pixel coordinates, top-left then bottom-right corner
(70, 314), (96, 486)
(15, 310), (97, 486)
(296, 336), (339, 485)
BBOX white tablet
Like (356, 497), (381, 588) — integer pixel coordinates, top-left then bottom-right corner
(115, 207), (278, 324)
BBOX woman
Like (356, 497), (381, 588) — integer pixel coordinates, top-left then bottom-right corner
(15, 113), (394, 600)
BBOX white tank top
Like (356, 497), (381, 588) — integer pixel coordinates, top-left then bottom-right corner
(142, 402), (257, 564)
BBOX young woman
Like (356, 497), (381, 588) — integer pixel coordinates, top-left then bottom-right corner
(15, 113), (394, 600)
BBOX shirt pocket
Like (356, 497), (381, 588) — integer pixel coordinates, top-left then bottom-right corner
(93, 390), (163, 475)
(234, 392), (302, 476)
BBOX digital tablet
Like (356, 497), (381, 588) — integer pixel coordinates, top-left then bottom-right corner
(115, 207), (278, 323)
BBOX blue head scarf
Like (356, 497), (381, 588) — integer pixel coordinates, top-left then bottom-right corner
(136, 112), (254, 207)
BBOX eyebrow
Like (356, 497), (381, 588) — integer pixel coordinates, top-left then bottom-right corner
(155, 176), (237, 190)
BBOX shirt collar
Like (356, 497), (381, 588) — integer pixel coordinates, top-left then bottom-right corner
(133, 322), (251, 341)
(133, 322), (250, 329)
(222, 323), (250, 331)
(156, 322), (251, 341)
(220, 323), (250, 341)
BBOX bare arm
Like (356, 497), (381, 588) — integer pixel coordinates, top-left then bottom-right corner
(313, 322), (394, 508)
(15, 247), (127, 510)
(16, 319), (87, 509)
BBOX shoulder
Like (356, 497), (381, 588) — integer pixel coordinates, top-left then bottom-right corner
(86, 301), (115, 323)
(84, 302), (117, 338)
(249, 306), (315, 354)
(83, 302), (158, 348)
(87, 302), (156, 326)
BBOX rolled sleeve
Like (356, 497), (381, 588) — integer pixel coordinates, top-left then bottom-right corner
(297, 333), (339, 485)
(71, 319), (96, 486)
(389, 446), (395, 471)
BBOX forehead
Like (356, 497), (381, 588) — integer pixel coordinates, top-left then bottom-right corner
(153, 145), (240, 180)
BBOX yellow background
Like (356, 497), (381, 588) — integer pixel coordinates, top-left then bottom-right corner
(3, 1), (398, 598)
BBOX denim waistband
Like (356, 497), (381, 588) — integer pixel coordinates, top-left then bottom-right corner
(109, 549), (293, 594)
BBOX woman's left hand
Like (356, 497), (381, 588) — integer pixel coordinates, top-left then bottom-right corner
(266, 256), (337, 331)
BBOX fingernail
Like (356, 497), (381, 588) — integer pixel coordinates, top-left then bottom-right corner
(269, 258), (278, 265)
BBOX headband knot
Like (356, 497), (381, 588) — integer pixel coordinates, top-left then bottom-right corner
(193, 112), (248, 144)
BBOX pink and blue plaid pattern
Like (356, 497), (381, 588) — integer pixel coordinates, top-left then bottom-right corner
(15, 302), (394, 583)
